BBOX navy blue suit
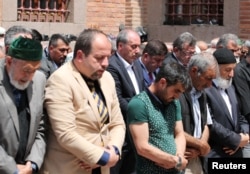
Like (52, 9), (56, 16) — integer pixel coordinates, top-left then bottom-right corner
(136, 58), (156, 87)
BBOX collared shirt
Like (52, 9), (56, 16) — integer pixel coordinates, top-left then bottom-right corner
(139, 57), (155, 86)
(190, 88), (202, 138)
(146, 87), (164, 108)
(213, 79), (233, 120)
(220, 89), (233, 119)
(173, 52), (185, 67)
(190, 88), (212, 138)
(117, 53), (140, 94)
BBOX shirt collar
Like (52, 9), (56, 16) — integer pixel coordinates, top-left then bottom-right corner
(145, 87), (163, 105)
(190, 87), (202, 99)
(139, 57), (151, 74)
(116, 52), (133, 69)
(212, 79), (227, 91)
(173, 52), (185, 67)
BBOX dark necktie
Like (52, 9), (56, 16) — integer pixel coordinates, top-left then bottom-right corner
(87, 81), (109, 127)
(13, 88), (22, 107)
(148, 72), (153, 83)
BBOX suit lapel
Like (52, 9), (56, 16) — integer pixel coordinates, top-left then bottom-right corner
(0, 69), (20, 138)
(114, 54), (137, 94)
(70, 62), (102, 128)
(226, 87), (238, 127)
(27, 82), (36, 151)
(138, 60), (150, 86)
(99, 74), (111, 123)
(213, 85), (235, 126)
(48, 58), (57, 74)
(133, 61), (144, 91)
(184, 92), (195, 123)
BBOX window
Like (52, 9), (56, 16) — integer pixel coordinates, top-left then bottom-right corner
(17, 0), (70, 22)
(164, 0), (224, 26)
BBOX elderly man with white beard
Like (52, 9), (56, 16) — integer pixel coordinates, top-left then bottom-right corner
(204, 48), (249, 172)
(0, 36), (46, 174)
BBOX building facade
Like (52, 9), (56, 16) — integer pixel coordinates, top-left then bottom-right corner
(0, 0), (250, 42)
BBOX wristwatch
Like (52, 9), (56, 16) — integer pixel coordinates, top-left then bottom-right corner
(175, 155), (182, 170)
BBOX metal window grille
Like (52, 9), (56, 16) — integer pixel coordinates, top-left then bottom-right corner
(164, 0), (224, 26)
(17, 0), (70, 22)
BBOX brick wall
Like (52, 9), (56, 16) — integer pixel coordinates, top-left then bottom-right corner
(239, 0), (250, 40)
(86, 0), (126, 36)
(86, 0), (148, 36)
(125, 0), (147, 29)
(0, 0), (2, 23)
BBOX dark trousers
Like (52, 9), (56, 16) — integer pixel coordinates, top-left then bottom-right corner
(92, 167), (101, 174)
(110, 141), (136, 174)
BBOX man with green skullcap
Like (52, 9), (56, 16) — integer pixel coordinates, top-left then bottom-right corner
(0, 36), (47, 174)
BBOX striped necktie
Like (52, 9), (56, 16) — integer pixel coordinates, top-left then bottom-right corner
(87, 80), (109, 127)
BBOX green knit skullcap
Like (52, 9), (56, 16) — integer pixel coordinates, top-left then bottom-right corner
(8, 36), (43, 61)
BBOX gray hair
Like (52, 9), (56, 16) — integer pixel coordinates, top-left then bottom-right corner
(173, 32), (197, 50)
(116, 29), (138, 47)
(244, 40), (250, 48)
(4, 25), (33, 47)
(188, 52), (218, 75)
(216, 33), (238, 48)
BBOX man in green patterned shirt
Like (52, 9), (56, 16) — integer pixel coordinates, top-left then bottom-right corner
(127, 62), (192, 174)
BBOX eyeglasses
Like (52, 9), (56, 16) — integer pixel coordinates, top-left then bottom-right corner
(181, 50), (195, 56)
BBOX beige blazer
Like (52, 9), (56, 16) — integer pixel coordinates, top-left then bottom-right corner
(40, 61), (125, 174)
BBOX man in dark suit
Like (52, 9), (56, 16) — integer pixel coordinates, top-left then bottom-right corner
(233, 46), (250, 157)
(204, 48), (249, 171)
(39, 33), (69, 78)
(180, 52), (218, 174)
(136, 40), (168, 87)
(107, 29), (145, 174)
(163, 32), (196, 68)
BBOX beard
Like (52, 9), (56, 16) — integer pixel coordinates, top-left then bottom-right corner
(217, 76), (232, 89)
(8, 67), (30, 90)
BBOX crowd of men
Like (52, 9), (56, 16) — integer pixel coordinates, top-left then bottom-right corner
(0, 25), (250, 174)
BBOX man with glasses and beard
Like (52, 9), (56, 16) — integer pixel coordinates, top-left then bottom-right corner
(204, 48), (249, 172)
(0, 37), (46, 174)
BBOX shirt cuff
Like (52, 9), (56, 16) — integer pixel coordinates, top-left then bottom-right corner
(112, 145), (120, 156)
(97, 151), (110, 166)
(31, 162), (38, 173)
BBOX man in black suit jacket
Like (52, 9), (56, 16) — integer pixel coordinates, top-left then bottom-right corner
(179, 52), (218, 173)
(204, 48), (249, 172)
(107, 29), (145, 174)
(163, 32), (196, 67)
(233, 46), (250, 157)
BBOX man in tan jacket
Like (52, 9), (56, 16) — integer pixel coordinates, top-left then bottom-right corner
(41, 29), (126, 174)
